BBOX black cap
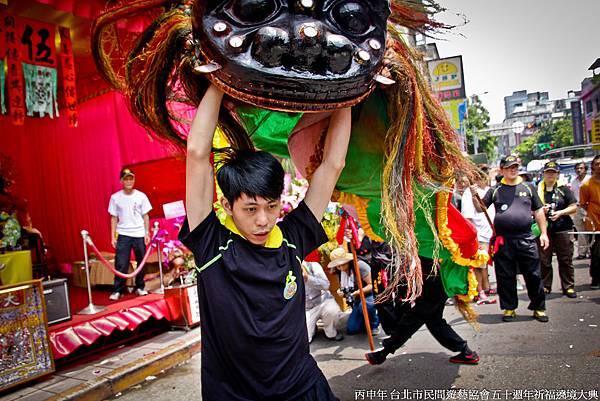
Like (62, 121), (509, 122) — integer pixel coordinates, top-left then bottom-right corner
(501, 155), (520, 168)
(120, 168), (135, 179)
(543, 161), (560, 172)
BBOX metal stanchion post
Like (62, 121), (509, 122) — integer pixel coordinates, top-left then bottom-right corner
(152, 222), (165, 294)
(78, 230), (107, 315)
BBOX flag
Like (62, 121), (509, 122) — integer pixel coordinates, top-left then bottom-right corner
(22, 63), (58, 118)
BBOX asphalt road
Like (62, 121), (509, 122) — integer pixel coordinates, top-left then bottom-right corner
(113, 259), (599, 401)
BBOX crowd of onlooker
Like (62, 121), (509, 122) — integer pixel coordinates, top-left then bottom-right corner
(305, 155), (600, 346)
(453, 156), (600, 323)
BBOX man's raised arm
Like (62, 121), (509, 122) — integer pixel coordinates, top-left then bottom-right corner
(186, 85), (224, 231)
(304, 108), (352, 220)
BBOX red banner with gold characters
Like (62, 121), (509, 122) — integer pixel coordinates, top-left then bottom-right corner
(3, 13), (26, 125)
(59, 27), (78, 127)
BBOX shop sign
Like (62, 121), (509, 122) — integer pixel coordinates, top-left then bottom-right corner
(0, 280), (55, 392)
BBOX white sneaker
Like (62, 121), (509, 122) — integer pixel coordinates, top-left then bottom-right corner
(109, 292), (121, 301)
(136, 288), (148, 296)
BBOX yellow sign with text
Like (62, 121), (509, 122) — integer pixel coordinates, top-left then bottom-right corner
(592, 119), (600, 150)
(441, 99), (465, 131)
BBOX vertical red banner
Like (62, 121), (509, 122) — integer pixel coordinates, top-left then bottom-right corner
(0, 12), (6, 58)
(59, 27), (78, 127)
(3, 13), (25, 125)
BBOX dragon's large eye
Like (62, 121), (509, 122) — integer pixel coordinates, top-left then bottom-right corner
(231, 0), (277, 24)
(332, 2), (371, 35)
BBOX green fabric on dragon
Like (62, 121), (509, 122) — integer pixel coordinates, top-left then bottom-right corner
(236, 106), (302, 158)
(413, 188), (469, 298)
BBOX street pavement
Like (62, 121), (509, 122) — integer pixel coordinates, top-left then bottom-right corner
(112, 259), (599, 401)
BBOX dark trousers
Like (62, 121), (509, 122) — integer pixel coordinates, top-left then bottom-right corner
(298, 370), (339, 401)
(590, 235), (600, 284)
(493, 236), (545, 311)
(382, 258), (467, 354)
(114, 234), (146, 293)
(347, 294), (380, 334)
(539, 231), (575, 291)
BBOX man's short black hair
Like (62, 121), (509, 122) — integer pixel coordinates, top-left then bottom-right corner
(216, 150), (285, 205)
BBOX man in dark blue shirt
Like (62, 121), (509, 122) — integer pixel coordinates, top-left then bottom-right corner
(180, 84), (351, 400)
(537, 161), (578, 298)
(477, 156), (550, 323)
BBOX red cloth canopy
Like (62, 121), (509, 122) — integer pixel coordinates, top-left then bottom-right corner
(49, 295), (172, 359)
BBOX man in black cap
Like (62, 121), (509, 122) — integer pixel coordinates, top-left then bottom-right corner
(108, 168), (152, 300)
(473, 155), (550, 322)
(537, 161), (578, 298)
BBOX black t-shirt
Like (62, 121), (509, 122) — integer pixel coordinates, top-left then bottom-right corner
(482, 180), (543, 237)
(179, 201), (328, 401)
(543, 185), (576, 233)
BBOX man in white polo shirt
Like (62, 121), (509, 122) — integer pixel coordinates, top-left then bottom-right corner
(108, 168), (152, 300)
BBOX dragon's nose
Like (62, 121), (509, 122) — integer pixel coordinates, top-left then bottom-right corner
(252, 27), (290, 68)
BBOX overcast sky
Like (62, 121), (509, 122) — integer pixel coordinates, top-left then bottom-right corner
(432, 0), (600, 124)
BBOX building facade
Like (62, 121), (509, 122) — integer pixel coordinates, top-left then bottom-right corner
(499, 90), (580, 154)
(581, 59), (600, 143)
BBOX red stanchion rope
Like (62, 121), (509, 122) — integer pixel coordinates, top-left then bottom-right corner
(85, 235), (157, 279)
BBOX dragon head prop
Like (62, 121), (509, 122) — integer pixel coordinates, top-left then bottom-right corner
(190, 0), (390, 111)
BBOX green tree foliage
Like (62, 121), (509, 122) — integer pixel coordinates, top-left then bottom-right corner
(514, 134), (539, 164)
(465, 95), (496, 161)
(514, 118), (574, 164)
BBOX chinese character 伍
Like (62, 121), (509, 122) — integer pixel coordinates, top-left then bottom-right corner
(21, 25), (55, 64)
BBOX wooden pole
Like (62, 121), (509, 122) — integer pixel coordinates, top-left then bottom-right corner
(345, 214), (375, 351)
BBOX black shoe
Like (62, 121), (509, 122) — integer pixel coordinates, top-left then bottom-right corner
(591, 282), (600, 290)
(365, 348), (389, 365)
(326, 332), (344, 341)
(563, 288), (577, 298)
(449, 350), (480, 365)
(576, 254), (588, 260)
(543, 287), (551, 295)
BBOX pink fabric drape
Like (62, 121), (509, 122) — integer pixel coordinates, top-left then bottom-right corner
(1, 91), (176, 263)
